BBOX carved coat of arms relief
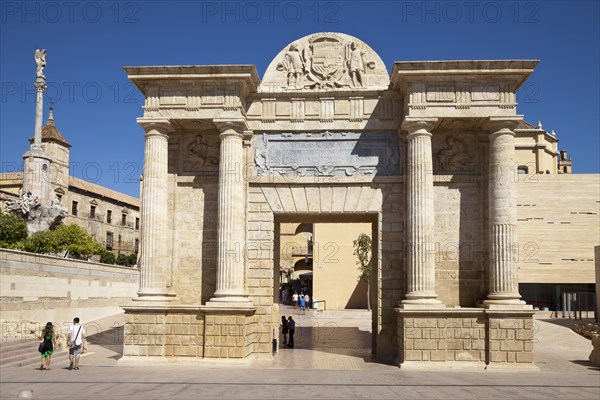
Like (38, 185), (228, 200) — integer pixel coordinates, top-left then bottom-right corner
(276, 34), (376, 89)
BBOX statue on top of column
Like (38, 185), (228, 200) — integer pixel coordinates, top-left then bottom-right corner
(35, 49), (46, 79)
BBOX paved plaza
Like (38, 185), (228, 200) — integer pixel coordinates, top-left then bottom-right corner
(1, 308), (598, 399)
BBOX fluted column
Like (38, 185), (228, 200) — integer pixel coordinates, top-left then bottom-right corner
(208, 120), (251, 306)
(135, 118), (176, 302)
(401, 118), (443, 307)
(484, 119), (527, 308)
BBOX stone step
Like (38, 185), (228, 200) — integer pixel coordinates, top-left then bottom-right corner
(0, 345), (69, 368)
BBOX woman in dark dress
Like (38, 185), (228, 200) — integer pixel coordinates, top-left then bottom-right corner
(38, 322), (58, 370)
(281, 316), (289, 347)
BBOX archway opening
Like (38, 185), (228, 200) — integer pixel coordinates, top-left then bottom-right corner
(272, 213), (379, 369)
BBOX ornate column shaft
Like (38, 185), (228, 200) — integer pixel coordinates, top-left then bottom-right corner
(401, 119), (443, 307)
(135, 119), (176, 302)
(484, 119), (527, 308)
(209, 120), (251, 306)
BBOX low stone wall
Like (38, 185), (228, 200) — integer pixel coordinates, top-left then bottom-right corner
(0, 248), (139, 338)
(395, 308), (536, 369)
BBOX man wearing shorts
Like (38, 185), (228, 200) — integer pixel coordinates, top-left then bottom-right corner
(67, 317), (86, 370)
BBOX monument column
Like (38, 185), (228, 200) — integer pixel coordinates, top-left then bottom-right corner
(401, 118), (443, 307)
(484, 118), (527, 308)
(22, 49), (52, 205)
(135, 118), (176, 302)
(208, 119), (252, 306)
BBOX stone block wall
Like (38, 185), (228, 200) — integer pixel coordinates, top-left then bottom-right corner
(122, 307), (258, 362)
(487, 313), (535, 364)
(123, 309), (205, 359)
(396, 309), (535, 369)
(0, 248), (138, 335)
(433, 180), (486, 307)
(204, 312), (259, 358)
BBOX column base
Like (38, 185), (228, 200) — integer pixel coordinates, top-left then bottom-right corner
(206, 296), (254, 308)
(134, 289), (177, 303)
(398, 302), (446, 310)
(208, 290), (253, 307)
(400, 296), (445, 309)
(483, 299), (532, 310)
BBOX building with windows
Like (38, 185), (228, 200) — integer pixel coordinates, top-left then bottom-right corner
(0, 107), (141, 256)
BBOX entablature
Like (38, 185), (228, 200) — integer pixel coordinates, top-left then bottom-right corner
(390, 60), (539, 120)
(124, 65), (259, 119)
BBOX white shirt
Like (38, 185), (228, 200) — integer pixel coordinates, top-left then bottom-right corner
(69, 324), (85, 346)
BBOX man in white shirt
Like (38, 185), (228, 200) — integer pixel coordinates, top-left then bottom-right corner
(67, 317), (86, 370)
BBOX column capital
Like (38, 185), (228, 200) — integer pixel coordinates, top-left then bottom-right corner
(402, 118), (438, 136)
(137, 118), (173, 134)
(213, 118), (248, 136)
(485, 117), (521, 134)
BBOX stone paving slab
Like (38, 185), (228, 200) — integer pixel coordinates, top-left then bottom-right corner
(1, 366), (599, 400)
(1, 310), (598, 399)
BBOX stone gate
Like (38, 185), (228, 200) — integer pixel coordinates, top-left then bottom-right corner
(121, 33), (536, 369)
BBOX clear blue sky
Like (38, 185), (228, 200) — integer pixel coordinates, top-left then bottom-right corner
(1, 0), (599, 197)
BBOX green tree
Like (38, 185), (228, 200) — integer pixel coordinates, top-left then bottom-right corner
(116, 253), (129, 266)
(21, 224), (103, 258)
(353, 233), (372, 311)
(0, 210), (28, 248)
(51, 224), (104, 258)
(21, 230), (57, 254)
(100, 250), (116, 265)
(127, 253), (138, 266)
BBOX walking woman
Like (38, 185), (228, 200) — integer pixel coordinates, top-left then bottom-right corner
(38, 322), (58, 370)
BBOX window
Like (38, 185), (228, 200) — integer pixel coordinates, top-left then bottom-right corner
(121, 213), (127, 226)
(106, 232), (113, 250)
(107, 210), (112, 224)
(135, 217), (140, 230)
(134, 239), (139, 254)
(71, 201), (78, 216)
(563, 167), (568, 173)
(90, 205), (96, 219)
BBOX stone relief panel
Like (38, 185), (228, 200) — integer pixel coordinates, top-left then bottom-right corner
(180, 134), (220, 176)
(252, 131), (400, 177)
(261, 33), (390, 91)
(432, 131), (480, 175)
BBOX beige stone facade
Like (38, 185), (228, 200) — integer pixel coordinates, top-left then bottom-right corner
(120, 33), (597, 369)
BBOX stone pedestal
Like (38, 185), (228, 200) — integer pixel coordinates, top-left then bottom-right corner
(395, 308), (537, 370)
(134, 119), (176, 302)
(401, 118), (443, 308)
(120, 304), (257, 365)
(21, 149), (52, 205)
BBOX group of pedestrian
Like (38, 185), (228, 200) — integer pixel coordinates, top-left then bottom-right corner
(280, 316), (296, 348)
(292, 292), (312, 312)
(37, 316), (86, 371)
